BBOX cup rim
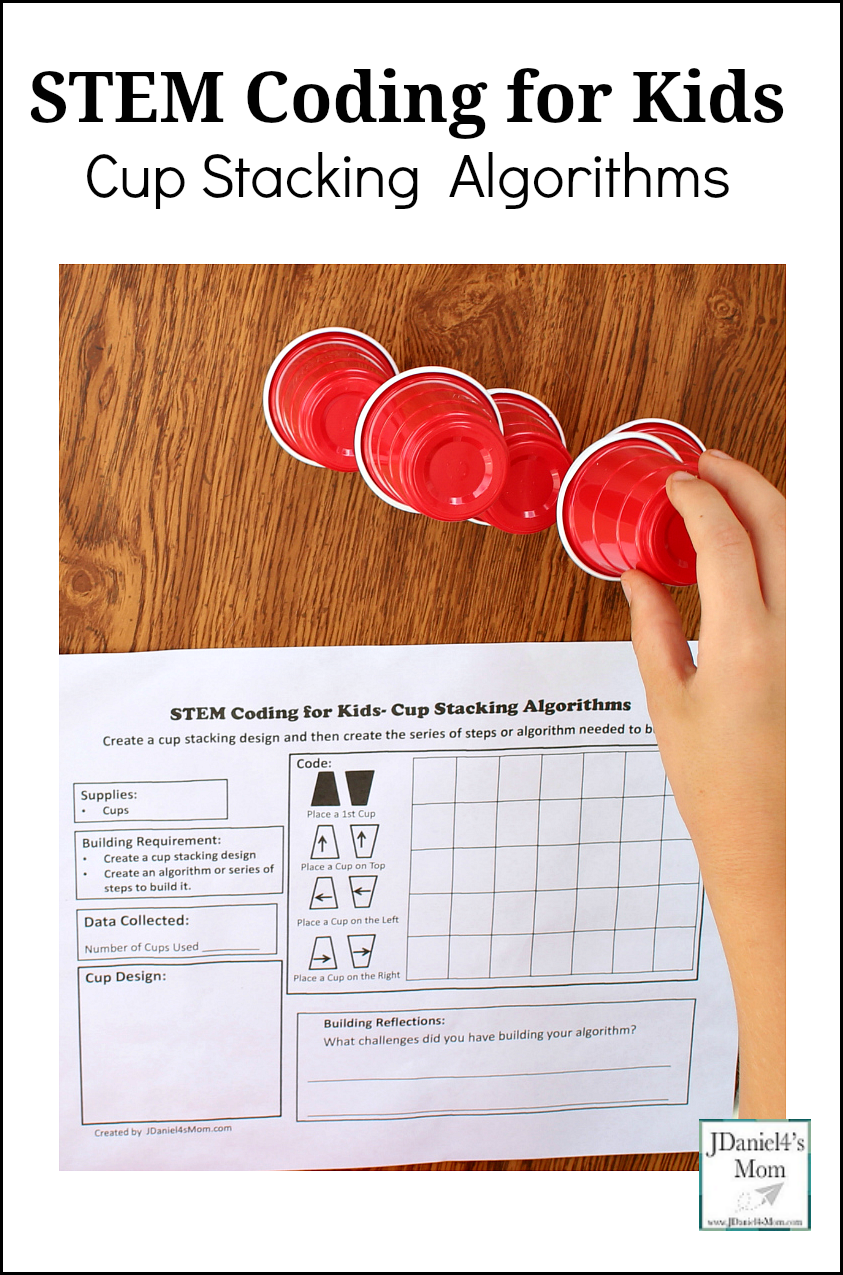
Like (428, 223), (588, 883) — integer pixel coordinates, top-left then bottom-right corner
(262, 327), (399, 468)
(608, 417), (706, 453)
(354, 367), (503, 515)
(488, 387), (567, 446)
(556, 431), (683, 581)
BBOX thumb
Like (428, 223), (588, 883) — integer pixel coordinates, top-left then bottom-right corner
(621, 570), (696, 701)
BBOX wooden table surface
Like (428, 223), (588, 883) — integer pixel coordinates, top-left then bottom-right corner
(59, 262), (785, 1171)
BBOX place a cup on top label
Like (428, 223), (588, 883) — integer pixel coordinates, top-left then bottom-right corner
(474, 389), (573, 534)
(355, 368), (510, 522)
(558, 432), (698, 586)
(263, 328), (398, 471)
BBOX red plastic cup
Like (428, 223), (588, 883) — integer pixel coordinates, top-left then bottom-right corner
(355, 369), (509, 521)
(263, 328), (398, 471)
(607, 417), (705, 463)
(473, 390), (572, 534)
(558, 432), (698, 585)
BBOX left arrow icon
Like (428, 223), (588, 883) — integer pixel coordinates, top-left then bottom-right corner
(309, 876), (338, 910)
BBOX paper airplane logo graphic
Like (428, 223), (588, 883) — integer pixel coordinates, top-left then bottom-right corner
(755, 1183), (784, 1207)
(736, 1181), (785, 1212)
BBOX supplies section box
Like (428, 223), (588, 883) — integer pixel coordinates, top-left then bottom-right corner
(76, 903), (279, 960)
(78, 960), (283, 1125)
(296, 998), (695, 1121)
(75, 826), (284, 899)
(73, 779), (229, 822)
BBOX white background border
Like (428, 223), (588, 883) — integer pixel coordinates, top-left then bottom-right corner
(4, 3), (839, 1271)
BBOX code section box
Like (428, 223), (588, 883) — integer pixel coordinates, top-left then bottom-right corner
(73, 779), (228, 823)
(77, 903), (278, 960)
(297, 998), (694, 1121)
(75, 826), (283, 899)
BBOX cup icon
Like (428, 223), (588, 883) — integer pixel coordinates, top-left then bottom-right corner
(263, 328), (398, 471)
(355, 368), (510, 521)
(474, 389), (572, 534)
(558, 432), (698, 585)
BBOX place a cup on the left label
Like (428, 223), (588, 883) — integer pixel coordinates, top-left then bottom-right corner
(263, 328), (398, 471)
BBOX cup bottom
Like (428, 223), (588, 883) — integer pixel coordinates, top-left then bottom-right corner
(403, 425), (508, 520)
(482, 435), (571, 534)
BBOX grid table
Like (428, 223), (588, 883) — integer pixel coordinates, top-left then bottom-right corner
(407, 750), (702, 984)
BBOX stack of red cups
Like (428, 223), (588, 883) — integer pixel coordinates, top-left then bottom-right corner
(556, 418), (706, 586)
(263, 331), (706, 582)
(263, 328), (572, 534)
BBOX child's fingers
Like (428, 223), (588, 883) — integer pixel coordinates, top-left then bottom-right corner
(666, 473), (768, 636)
(697, 452), (785, 614)
(622, 570), (697, 700)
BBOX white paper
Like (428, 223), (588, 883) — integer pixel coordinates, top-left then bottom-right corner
(60, 642), (737, 1170)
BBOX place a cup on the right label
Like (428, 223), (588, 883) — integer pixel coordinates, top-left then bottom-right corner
(355, 368), (510, 521)
(558, 432), (699, 585)
(473, 390), (573, 534)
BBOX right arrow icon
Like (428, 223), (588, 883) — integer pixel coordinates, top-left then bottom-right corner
(309, 937), (337, 970)
(347, 934), (376, 969)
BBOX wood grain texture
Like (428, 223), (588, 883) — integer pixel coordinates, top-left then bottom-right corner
(338, 1151), (699, 1172)
(59, 263), (784, 1171)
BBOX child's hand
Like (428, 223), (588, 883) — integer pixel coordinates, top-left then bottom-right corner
(621, 451), (785, 1117)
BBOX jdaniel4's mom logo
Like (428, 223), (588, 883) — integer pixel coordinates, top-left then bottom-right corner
(699, 1119), (810, 1230)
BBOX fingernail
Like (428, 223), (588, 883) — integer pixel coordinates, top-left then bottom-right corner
(620, 578), (631, 603)
(669, 470), (697, 481)
(706, 449), (732, 459)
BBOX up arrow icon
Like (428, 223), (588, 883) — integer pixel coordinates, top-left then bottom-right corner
(351, 824), (379, 859)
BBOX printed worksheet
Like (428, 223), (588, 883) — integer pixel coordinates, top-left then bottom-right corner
(60, 642), (737, 1170)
